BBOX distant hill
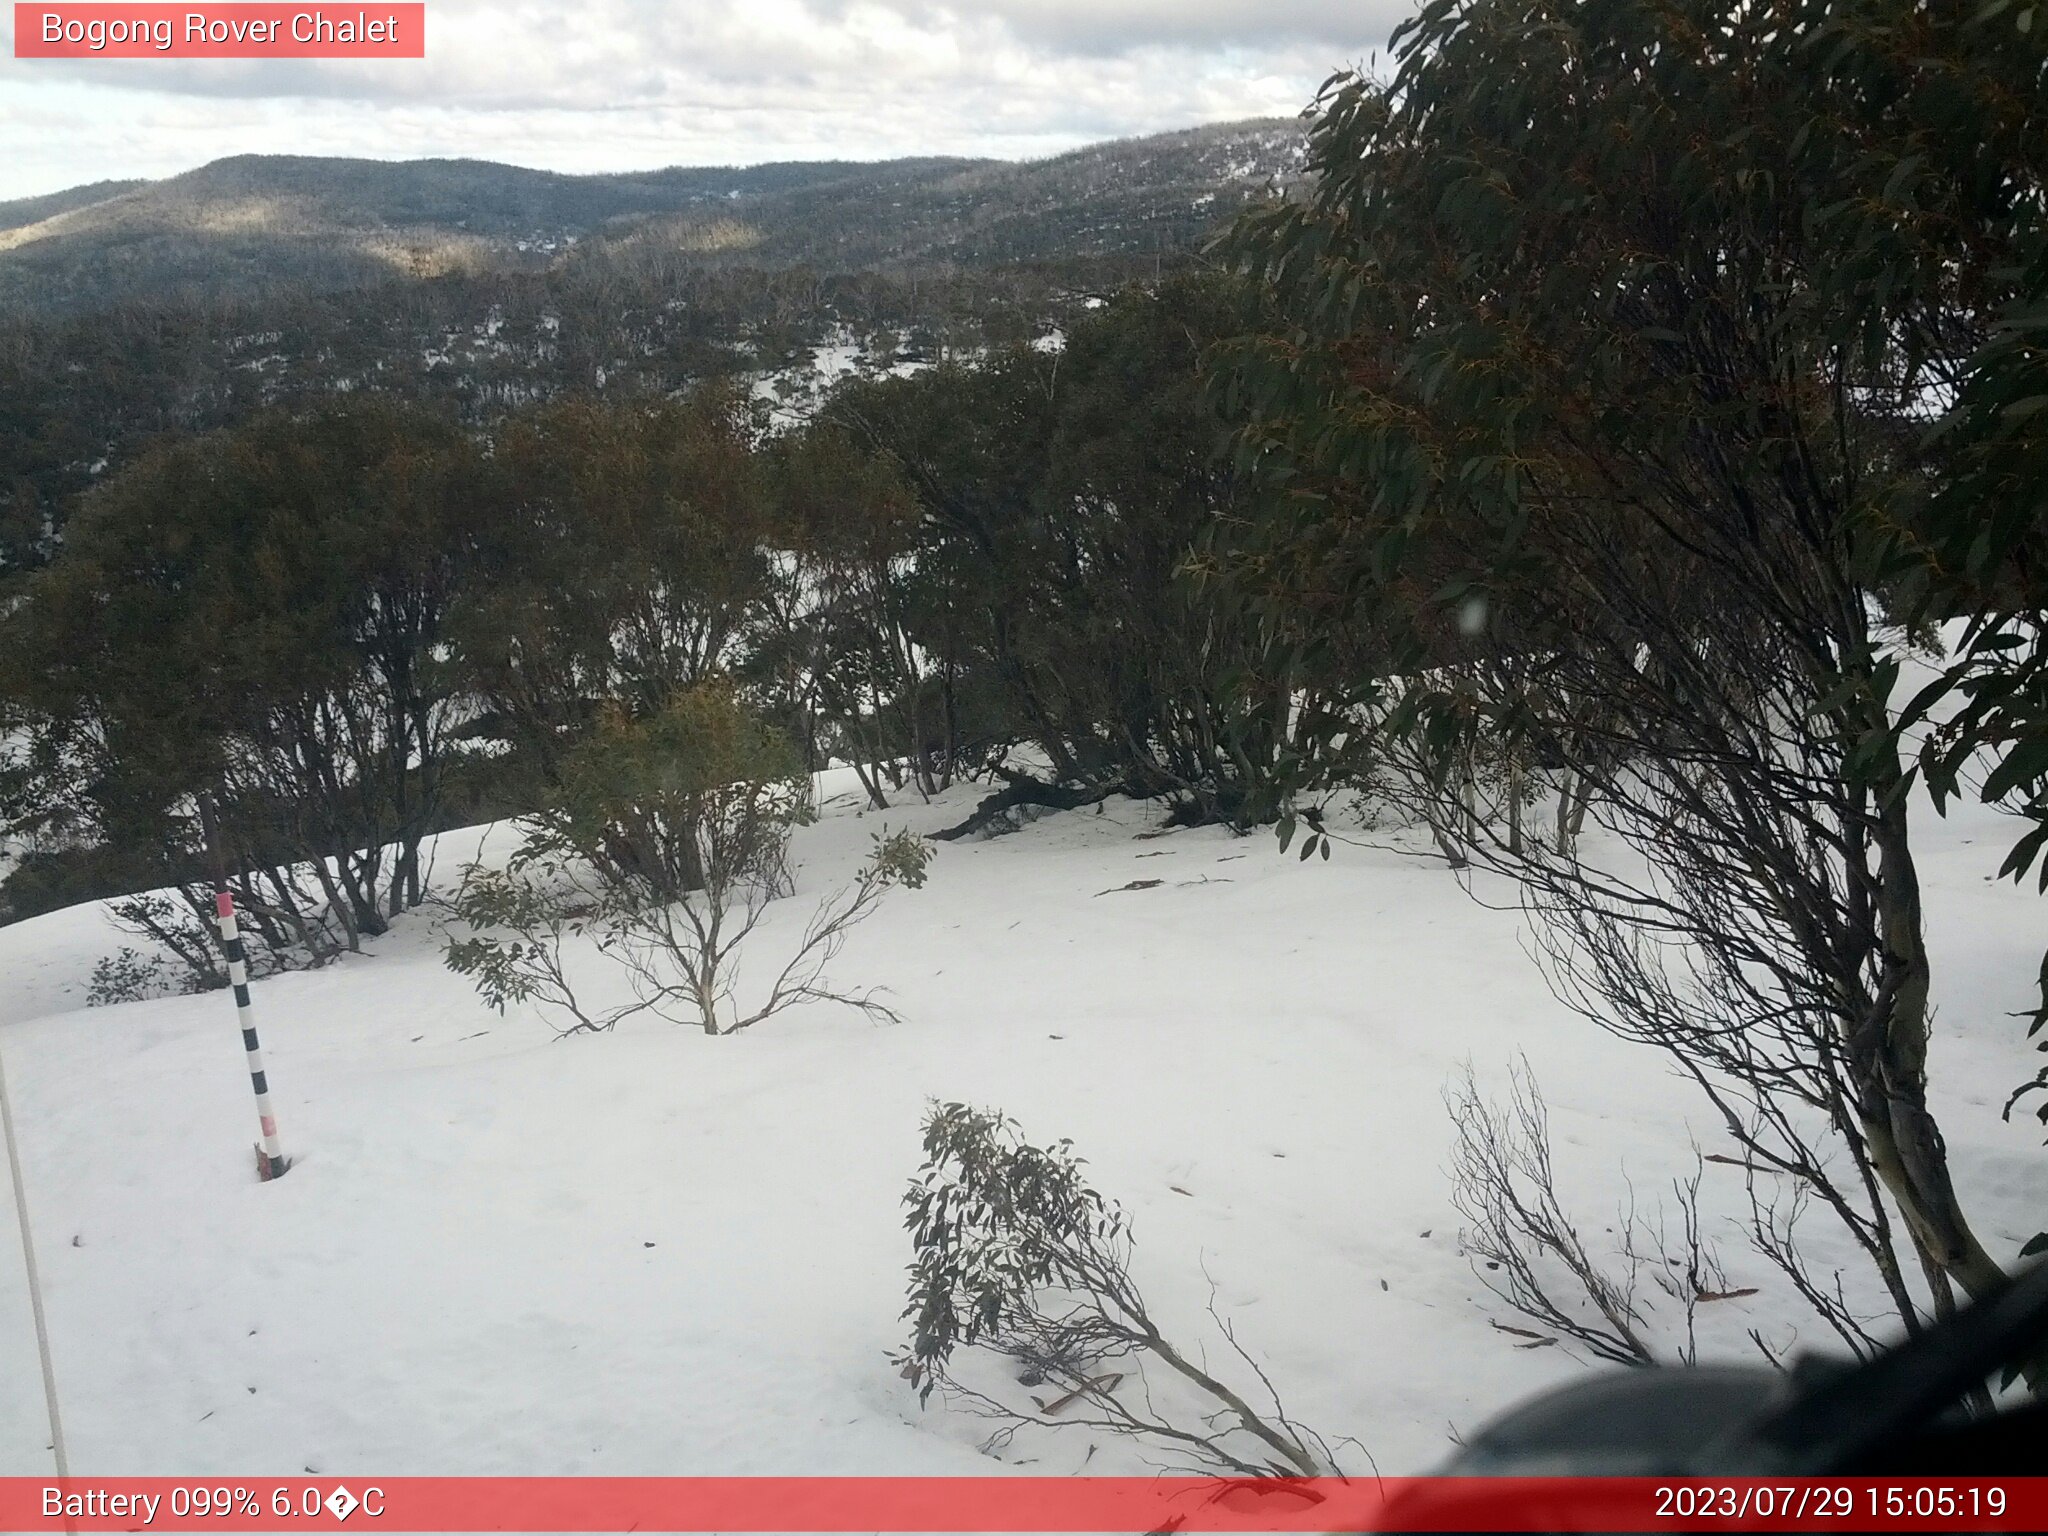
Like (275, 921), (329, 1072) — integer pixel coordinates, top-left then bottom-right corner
(583, 120), (1305, 272)
(0, 178), (150, 232)
(0, 121), (1303, 317)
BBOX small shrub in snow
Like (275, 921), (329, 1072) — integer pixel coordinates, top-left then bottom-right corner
(896, 1102), (1338, 1478)
(444, 680), (931, 1036)
(442, 863), (613, 1035)
(107, 876), (351, 992)
(104, 892), (230, 993)
(86, 946), (178, 1007)
(1446, 1059), (1732, 1368)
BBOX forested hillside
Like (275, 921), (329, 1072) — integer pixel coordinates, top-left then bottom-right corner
(0, 119), (1303, 581)
(0, 119), (1301, 317)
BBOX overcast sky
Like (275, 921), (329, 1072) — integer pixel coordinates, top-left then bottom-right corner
(0, 1), (1410, 201)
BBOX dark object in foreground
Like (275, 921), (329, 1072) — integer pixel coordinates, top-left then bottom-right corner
(1420, 1259), (2048, 1496)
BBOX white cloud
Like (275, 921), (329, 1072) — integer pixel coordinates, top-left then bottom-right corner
(0, 1), (1410, 200)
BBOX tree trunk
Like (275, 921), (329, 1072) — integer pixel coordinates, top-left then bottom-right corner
(1852, 750), (2011, 1310)
(850, 756), (892, 812)
(1508, 757), (1524, 858)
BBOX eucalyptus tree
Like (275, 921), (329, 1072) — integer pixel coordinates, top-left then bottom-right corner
(2, 396), (490, 963)
(812, 278), (1297, 832)
(453, 383), (775, 783)
(1216, 0), (2044, 1337)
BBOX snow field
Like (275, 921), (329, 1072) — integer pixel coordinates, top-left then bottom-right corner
(0, 769), (2041, 1478)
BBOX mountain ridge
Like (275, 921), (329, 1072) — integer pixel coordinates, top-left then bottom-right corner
(0, 119), (1303, 316)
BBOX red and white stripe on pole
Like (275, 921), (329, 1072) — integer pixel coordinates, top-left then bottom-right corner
(215, 890), (289, 1181)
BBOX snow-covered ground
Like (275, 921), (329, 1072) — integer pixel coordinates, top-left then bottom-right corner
(0, 771), (2041, 1478)
(749, 326), (941, 429)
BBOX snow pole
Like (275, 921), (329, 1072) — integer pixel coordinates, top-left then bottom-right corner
(216, 890), (290, 1181)
(0, 1023), (71, 1493)
(199, 793), (290, 1182)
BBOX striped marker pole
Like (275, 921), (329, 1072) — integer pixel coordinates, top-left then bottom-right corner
(215, 890), (290, 1182)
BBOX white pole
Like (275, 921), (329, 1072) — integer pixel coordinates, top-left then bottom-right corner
(0, 1025), (70, 1482)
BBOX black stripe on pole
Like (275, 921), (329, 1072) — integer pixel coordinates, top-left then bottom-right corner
(199, 794), (291, 1184)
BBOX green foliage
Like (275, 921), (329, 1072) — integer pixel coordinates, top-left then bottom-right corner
(440, 934), (528, 1013)
(454, 386), (774, 778)
(1, 393), (490, 946)
(442, 862), (613, 1034)
(897, 1102), (1124, 1404)
(0, 123), (1303, 583)
(1218, 0), (2040, 723)
(864, 827), (933, 893)
(439, 681), (927, 1038)
(536, 677), (810, 907)
(1208, 0), (2045, 828)
(84, 947), (178, 1008)
(1870, 28), (2048, 1146)
(1207, 0), (2047, 1317)
(0, 843), (167, 928)
(567, 682), (807, 819)
(893, 1098), (1335, 1476)
(799, 274), (1298, 826)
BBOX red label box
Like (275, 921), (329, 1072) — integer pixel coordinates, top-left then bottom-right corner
(14, 4), (425, 57)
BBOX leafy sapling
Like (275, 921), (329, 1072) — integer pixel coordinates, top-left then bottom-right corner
(442, 858), (622, 1036)
(896, 1102), (1339, 1478)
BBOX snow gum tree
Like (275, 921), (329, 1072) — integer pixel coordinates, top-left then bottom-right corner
(805, 278), (1303, 835)
(1213, 0), (2046, 1342)
(1904, 246), (2048, 1255)
(450, 384), (775, 791)
(0, 397), (491, 967)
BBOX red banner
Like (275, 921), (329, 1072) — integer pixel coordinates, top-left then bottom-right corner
(1, 1476), (2043, 1532)
(13, 5), (424, 58)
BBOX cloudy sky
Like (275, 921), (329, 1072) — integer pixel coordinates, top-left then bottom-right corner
(0, 1), (1409, 201)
